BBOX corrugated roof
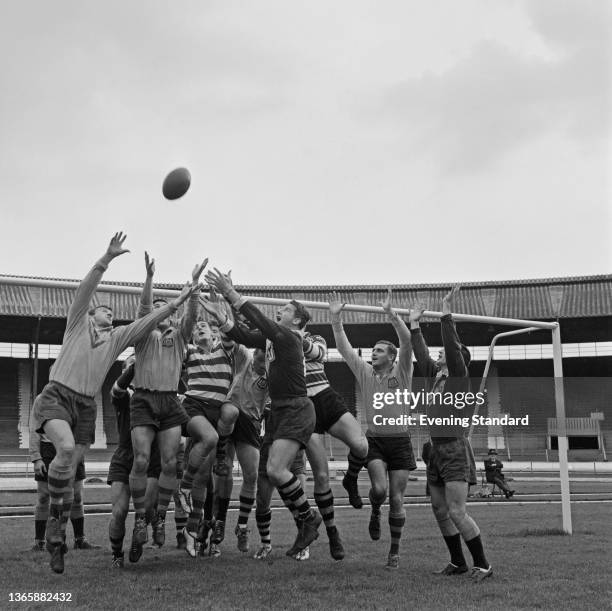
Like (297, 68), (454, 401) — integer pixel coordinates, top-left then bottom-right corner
(0, 274), (610, 322)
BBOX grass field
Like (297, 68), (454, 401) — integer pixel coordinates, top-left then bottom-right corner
(0, 500), (610, 610)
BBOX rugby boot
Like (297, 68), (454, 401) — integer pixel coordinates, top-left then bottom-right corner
(31, 540), (45, 552)
(294, 546), (310, 561)
(253, 544), (272, 560)
(151, 514), (166, 547)
(235, 524), (250, 553)
(342, 474), (363, 509)
(385, 553), (400, 570)
(291, 510), (322, 553)
(111, 552), (125, 569)
(211, 520), (226, 545)
(470, 566), (493, 582)
(183, 528), (197, 558)
(176, 531), (187, 550)
(74, 537), (101, 550)
(433, 562), (469, 576)
(128, 515), (147, 563)
(212, 457), (230, 477)
(327, 526), (345, 560)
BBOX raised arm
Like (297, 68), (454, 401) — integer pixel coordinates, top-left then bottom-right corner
(303, 333), (327, 363)
(441, 285), (468, 377)
(408, 305), (439, 379)
(381, 289), (413, 372)
(180, 259), (208, 341)
(328, 292), (363, 375)
(137, 251), (155, 319)
(66, 232), (130, 333)
(205, 268), (284, 342)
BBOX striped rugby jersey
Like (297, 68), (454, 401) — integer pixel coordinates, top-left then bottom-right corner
(303, 332), (331, 397)
(184, 343), (235, 406)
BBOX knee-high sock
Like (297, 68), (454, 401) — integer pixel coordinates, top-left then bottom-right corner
(60, 479), (75, 536)
(129, 473), (147, 516)
(388, 511), (406, 555)
(314, 489), (335, 532)
(216, 497), (230, 522)
(255, 510), (272, 545)
(156, 472), (175, 516)
(346, 451), (366, 480)
(436, 515), (466, 566)
(109, 517), (126, 555)
(277, 475), (311, 520)
(173, 490), (188, 531)
(465, 534), (489, 569)
(47, 461), (72, 521)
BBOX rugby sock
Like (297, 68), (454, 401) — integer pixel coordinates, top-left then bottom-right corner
(186, 484), (206, 533)
(388, 511), (406, 555)
(465, 535), (489, 570)
(47, 461), (72, 521)
(216, 497), (231, 523)
(35, 520), (47, 541)
(71, 489), (84, 519)
(346, 451), (366, 480)
(182, 443), (208, 489)
(60, 480), (75, 536)
(108, 518), (125, 555)
(255, 510), (272, 546)
(314, 489), (335, 532)
(204, 487), (214, 522)
(173, 489), (188, 531)
(277, 475), (312, 520)
(238, 494), (255, 527)
(215, 435), (229, 464)
(71, 517), (84, 539)
(129, 473), (148, 515)
(443, 534), (467, 567)
(157, 473), (176, 515)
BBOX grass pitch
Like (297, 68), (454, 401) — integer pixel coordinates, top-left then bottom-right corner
(0, 502), (610, 610)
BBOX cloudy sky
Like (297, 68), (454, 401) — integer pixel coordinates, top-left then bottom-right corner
(0, 0), (609, 287)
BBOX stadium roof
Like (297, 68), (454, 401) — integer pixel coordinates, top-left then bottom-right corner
(0, 273), (610, 323)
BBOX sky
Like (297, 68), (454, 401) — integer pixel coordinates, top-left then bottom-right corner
(0, 0), (610, 287)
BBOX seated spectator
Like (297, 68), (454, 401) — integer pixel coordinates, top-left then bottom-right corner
(483, 449), (515, 499)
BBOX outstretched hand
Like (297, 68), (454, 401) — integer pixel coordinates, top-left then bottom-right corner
(205, 268), (234, 297)
(380, 288), (394, 316)
(106, 232), (130, 259)
(144, 251), (155, 277)
(442, 284), (461, 315)
(199, 288), (228, 324)
(328, 291), (347, 317)
(192, 258), (209, 283)
(173, 282), (202, 307)
(408, 304), (426, 323)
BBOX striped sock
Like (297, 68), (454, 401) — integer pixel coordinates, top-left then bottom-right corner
(256, 510), (272, 546)
(314, 489), (335, 532)
(47, 461), (72, 521)
(60, 479), (75, 536)
(157, 473), (176, 515)
(346, 451), (366, 480)
(389, 511), (406, 555)
(186, 483), (206, 533)
(129, 474), (147, 515)
(108, 517), (125, 555)
(238, 494), (255, 527)
(277, 475), (311, 520)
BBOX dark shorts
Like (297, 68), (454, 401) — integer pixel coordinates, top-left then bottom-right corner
(312, 387), (350, 434)
(130, 389), (188, 432)
(366, 434), (417, 471)
(267, 397), (315, 448)
(231, 410), (262, 449)
(427, 437), (477, 486)
(35, 441), (85, 483)
(258, 441), (306, 477)
(107, 442), (162, 485)
(182, 395), (221, 430)
(32, 382), (97, 446)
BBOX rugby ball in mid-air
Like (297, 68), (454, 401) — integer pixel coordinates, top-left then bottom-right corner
(162, 167), (191, 200)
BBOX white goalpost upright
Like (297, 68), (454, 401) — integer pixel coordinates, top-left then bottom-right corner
(0, 276), (573, 534)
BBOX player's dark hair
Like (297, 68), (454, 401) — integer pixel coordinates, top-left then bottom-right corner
(290, 300), (311, 329)
(153, 298), (169, 306)
(88, 304), (113, 316)
(375, 340), (398, 362)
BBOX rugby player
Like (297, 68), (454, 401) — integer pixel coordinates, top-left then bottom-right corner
(329, 289), (416, 570)
(30, 232), (196, 574)
(128, 254), (206, 560)
(205, 268), (321, 556)
(30, 430), (98, 552)
(107, 357), (161, 567)
(409, 285), (492, 582)
(301, 331), (369, 560)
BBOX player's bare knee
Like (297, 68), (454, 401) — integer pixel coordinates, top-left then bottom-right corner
(133, 453), (150, 474)
(162, 456), (177, 475)
(221, 403), (239, 424)
(353, 437), (369, 459)
(370, 485), (387, 505)
(56, 442), (75, 464)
